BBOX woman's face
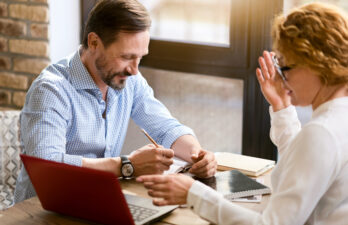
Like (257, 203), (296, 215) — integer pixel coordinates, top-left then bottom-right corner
(281, 63), (323, 107)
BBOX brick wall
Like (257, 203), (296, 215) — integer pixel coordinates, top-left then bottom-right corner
(0, 0), (50, 109)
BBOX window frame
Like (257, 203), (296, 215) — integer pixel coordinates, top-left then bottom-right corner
(140, 0), (249, 79)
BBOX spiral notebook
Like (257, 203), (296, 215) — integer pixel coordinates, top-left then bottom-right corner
(196, 170), (271, 200)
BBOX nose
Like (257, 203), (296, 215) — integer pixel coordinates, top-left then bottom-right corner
(126, 59), (140, 75)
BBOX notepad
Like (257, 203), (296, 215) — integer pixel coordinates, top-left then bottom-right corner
(196, 170), (271, 200)
(164, 157), (192, 175)
(215, 152), (275, 177)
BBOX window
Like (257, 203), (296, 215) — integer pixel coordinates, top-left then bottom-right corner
(141, 0), (231, 46)
(139, 0), (249, 78)
(284, 0), (348, 12)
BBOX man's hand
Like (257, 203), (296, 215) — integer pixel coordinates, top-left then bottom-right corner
(128, 144), (174, 176)
(189, 149), (217, 178)
(136, 174), (194, 206)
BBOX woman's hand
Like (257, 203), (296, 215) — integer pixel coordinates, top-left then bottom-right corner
(256, 51), (291, 111)
(136, 174), (194, 206)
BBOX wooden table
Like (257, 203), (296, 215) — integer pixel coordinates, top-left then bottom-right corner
(0, 171), (271, 225)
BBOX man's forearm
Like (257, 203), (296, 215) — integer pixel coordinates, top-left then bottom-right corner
(82, 157), (122, 177)
(171, 135), (201, 162)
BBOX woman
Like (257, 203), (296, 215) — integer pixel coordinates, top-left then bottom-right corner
(137, 3), (348, 224)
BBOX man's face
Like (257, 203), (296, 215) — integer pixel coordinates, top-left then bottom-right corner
(94, 31), (150, 90)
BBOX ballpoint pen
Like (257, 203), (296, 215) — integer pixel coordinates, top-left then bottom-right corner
(141, 129), (159, 148)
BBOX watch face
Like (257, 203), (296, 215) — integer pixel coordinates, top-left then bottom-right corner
(122, 163), (134, 177)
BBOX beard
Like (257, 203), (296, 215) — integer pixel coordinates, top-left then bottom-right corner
(95, 55), (132, 90)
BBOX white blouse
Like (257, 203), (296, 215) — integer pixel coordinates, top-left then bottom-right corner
(187, 97), (348, 225)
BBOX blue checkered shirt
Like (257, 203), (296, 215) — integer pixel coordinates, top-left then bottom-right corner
(14, 49), (194, 203)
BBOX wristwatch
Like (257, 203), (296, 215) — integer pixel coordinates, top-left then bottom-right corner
(120, 155), (134, 179)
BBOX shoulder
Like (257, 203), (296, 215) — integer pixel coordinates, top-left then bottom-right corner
(127, 71), (148, 86)
(289, 119), (341, 169)
(29, 51), (80, 95)
(125, 71), (152, 94)
(297, 108), (341, 152)
(304, 104), (348, 148)
(32, 54), (75, 89)
(282, 104), (345, 162)
(25, 60), (73, 111)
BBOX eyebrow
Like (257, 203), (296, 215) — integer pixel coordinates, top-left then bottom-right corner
(277, 57), (295, 68)
(121, 52), (148, 58)
(277, 57), (285, 66)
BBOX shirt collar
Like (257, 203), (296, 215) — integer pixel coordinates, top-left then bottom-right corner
(69, 47), (100, 90)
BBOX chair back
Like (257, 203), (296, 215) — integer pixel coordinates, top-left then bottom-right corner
(0, 110), (21, 210)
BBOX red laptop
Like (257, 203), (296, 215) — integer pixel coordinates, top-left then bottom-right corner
(20, 154), (178, 225)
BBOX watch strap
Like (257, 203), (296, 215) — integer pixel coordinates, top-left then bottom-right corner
(120, 155), (134, 178)
(120, 155), (131, 164)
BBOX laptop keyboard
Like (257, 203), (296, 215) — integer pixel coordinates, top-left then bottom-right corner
(128, 204), (159, 222)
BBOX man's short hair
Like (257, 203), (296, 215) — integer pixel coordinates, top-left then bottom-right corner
(82, 0), (151, 49)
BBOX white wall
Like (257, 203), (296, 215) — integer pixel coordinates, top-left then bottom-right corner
(49, 0), (81, 63)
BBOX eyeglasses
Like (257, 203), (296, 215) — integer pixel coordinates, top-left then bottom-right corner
(272, 55), (292, 81)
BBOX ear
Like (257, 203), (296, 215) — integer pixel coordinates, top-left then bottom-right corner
(87, 32), (100, 51)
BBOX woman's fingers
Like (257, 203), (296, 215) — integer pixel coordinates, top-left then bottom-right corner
(263, 51), (275, 77)
(148, 190), (168, 198)
(153, 198), (170, 206)
(258, 57), (270, 80)
(256, 68), (265, 83)
(144, 182), (169, 191)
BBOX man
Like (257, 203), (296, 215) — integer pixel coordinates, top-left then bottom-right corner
(14, 0), (216, 203)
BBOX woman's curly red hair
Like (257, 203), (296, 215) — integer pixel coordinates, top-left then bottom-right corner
(272, 3), (348, 85)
